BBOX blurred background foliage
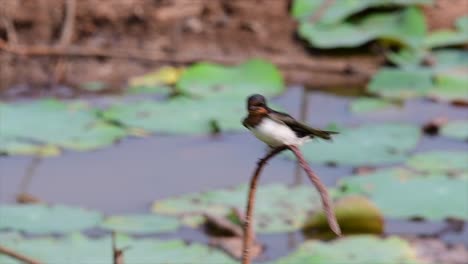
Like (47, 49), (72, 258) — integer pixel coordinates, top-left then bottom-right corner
(0, 0), (467, 263)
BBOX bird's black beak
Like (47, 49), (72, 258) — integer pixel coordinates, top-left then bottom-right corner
(248, 106), (256, 111)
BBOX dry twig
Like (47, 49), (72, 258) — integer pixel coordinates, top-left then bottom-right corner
(288, 145), (341, 236)
(242, 145), (341, 264)
(242, 146), (288, 264)
(112, 232), (125, 264)
(0, 245), (43, 264)
(0, 0), (18, 44)
(57, 0), (76, 47)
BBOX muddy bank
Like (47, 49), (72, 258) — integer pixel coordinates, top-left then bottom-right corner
(0, 0), (462, 96)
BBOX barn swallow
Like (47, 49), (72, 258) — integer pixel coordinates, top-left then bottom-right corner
(242, 94), (337, 147)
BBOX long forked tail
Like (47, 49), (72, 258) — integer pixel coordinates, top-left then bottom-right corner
(308, 128), (338, 140)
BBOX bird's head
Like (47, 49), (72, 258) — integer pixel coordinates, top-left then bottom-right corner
(247, 94), (268, 114)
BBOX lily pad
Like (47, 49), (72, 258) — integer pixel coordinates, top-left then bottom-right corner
(152, 183), (332, 233)
(100, 214), (180, 234)
(0, 137), (60, 157)
(275, 235), (421, 264)
(79, 81), (108, 92)
(121, 237), (237, 264)
(126, 66), (183, 95)
(0, 233), (236, 264)
(425, 16), (468, 49)
(287, 123), (420, 166)
(440, 120), (468, 140)
(428, 74), (468, 102)
(407, 151), (468, 173)
(0, 99), (126, 153)
(176, 59), (284, 99)
(432, 49), (468, 70)
(304, 195), (384, 237)
(386, 47), (427, 68)
(425, 30), (468, 49)
(350, 98), (395, 113)
(369, 49), (468, 101)
(297, 7), (426, 49)
(339, 168), (468, 220)
(0, 233), (111, 264)
(368, 68), (433, 99)
(102, 97), (245, 134)
(0, 204), (102, 234)
(291, 0), (432, 24)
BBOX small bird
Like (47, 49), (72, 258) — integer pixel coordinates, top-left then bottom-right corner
(243, 94), (337, 147)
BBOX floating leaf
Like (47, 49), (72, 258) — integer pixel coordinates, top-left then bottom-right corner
(176, 59), (283, 99)
(369, 49), (468, 101)
(440, 120), (468, 140)
(79, 81), (107, 92)
(304, 195), (384, 237)
(340, 168), (468, 220)
(425, 30), (468, 49)
(101, 214), (180, 234)
(0, 204), (102, 234)
(287, 123), (420, 166)
(368, 68), (433, 99)
(122, 238), (236, 264)
(0, 99), (126, 154)
(0, 137), (60, 157)
(425, 16), (468, 48)
(350, 98), (395, 113)
(386, 47), (426, 68)
(407, 151), (468, 173)
(456, 16), (468, 32)
(127, 66), (184, 95)
(0, 233), (236, 264)
(102, 97), (245, 134)
(428, 74), (468, 102)
(290, 0), (324, 21)
(153, 183), (332, 233)
(275, 235), (421, 264)
(432, 49), (468, 69)
(298, 7), (426, 48)
(291, 0), (432, 24)
(0, 233), (111, 264)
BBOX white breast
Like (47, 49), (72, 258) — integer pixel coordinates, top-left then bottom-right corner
(249, 118), (308, 147)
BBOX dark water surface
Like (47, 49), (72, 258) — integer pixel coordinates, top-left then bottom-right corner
(1, 86), (467, 260)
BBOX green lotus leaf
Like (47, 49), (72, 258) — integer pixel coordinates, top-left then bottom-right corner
(368, 49), (468, 101)
(176, 59), (284, 99)
(0, 204), (102, 234)
(152, 183), (335, 233)
(291, 0), (432, 24)
(425, 15), (468, 48)
(350, 98), (396, 113)
(287, 123), (420, 166)
(339, 168), (468, 220)
(368, 68), (433, 99)
(427, 74), (468, 102)
(440, 120), (468, 140)
(297, 7), (426, 49)
(0, 137), (60, 157)
(407, 151), (468, 174)
(0, 233), (236, 264)
(0, 99), (126, 154)
(102, 97), (245, 134)
(100, 214), (180, 234)
(275, 235), (421, 264)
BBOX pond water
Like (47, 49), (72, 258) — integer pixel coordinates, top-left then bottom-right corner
(1, 86), (467, 261)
